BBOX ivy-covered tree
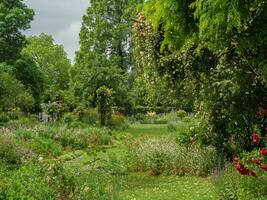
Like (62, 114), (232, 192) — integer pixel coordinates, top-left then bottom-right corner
(0, 0), (34, 63)
(134, 0), (267, 154)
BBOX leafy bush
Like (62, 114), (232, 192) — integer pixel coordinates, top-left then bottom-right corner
(7, 109), (23, 120)
(135, 113), (145, 121)
(130, 137), (219, 176)
(167, 121), (179, 132)
(108, 113), (129, 130)
(14, 124), (113, 149)
(30, 137), (63, 157)
(0, 155), (115, 200)
(81, 108), (99, 125)
(0, 113), (10, 124)
(0, 134), (25, 168)
(173, 116), (211, 146)
(177, 109), (187, 119)
(215, 165), (267, 200)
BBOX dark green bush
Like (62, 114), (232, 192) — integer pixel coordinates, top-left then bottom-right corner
(0, 113), (9, 124)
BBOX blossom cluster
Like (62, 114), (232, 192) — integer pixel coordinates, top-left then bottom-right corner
(233, 108), (267, 176)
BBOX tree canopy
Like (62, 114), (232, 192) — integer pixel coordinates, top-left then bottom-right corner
(0, 0), (34, 63)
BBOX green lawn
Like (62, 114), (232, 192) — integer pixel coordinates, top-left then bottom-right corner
(114, 173), (217, 200)
(60, 123), (218, 200)
(126, 124), (168, 137)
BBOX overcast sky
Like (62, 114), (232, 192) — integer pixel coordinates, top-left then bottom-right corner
(24, 0), (90, 61)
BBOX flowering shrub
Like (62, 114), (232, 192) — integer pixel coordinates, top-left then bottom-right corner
(233, 108), (267, 177)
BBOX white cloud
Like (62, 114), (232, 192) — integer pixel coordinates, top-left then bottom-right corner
(56, 22), (82, 61)
(24, 0), (90, 61)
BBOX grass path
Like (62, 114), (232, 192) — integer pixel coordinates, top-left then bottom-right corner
(114, 174), (217, 200)
(126, 124), (168, 137)
(62, 123), (218, 200)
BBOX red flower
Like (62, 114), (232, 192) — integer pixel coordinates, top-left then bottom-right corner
(250, 157), (263, 165)
(258, 108), (267, 119)
(261, 165), (267, 171)
(251, 132), (260, 145)
(235, 161), (256, 176)
(260, 147), (267, 156)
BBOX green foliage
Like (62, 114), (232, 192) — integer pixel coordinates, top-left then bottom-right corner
(0, 0), (34, 63)
(80, 107), (99, 125)
(14, 56), (44, 107)
(72, 0), (139, 112)
(30, 137), (63, 158)
(177, 109), (187, 119)
(130, 137), (219, 176)
(108, 113), (129, 130)
(15, 124), (112, 149)
(0, 134), (24, 169)
(22, 33), (71, 101)
(7, 109), (23, 120)
(0, 72), (35, 112)
(97, 86), (113, 126)
(0, 159), (115, 200)
(215, 165), (267, 200)
(134, 0), (267, 154)
(0, 113), (10, 124)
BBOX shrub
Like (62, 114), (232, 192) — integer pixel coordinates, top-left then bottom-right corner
(81, 108), (99, 125)
(0, 160), (77, 200)
(129, 137), (219, 176)
(7, 109), (23, 120)
(0, 113), (10, 124)
(108, 113), (129, 130)
(177, 109), (187, 119)
(0, 160), (116, 200)
(215, 165), (267, 200)
(173, 116), (211, 146)
(30, 137), (63, 157)
(0, 134), (25, 168)
(135, 113), (145, 121)
(167, 121), (179, 132)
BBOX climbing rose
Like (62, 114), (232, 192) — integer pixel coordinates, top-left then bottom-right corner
(261, 166), (267, 171)
(258, 108), (267, 119)
(249, 157), (263, 165)
(234, 157), (256, 176)
(260, 147), (267, 156)
(251, 132), (260, 145)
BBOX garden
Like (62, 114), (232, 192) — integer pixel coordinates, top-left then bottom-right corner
(0, 0), (267, 199)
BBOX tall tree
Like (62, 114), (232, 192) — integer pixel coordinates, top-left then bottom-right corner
(0, 0), (34, 63)
(72, 0), (140, 111)
(134, 0), (267, 153)
(22, 34), (71, 101)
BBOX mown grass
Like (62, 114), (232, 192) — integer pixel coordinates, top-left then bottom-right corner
(114, 173), (218, 200)
(126, 124), (167, 138)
